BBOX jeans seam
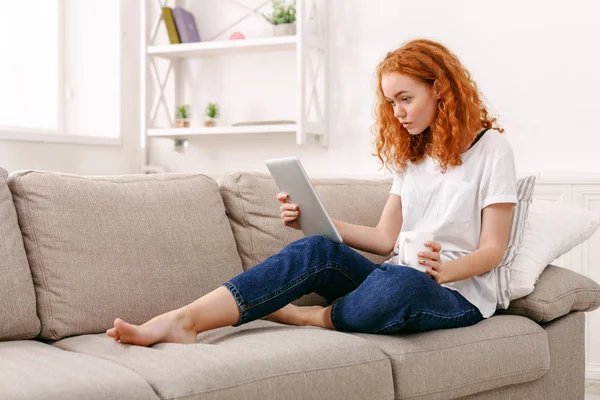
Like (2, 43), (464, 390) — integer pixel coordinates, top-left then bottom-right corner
(408, 307), (479, 321)
(221, 282), (248, 327)
(375, 307), (480, 334)
(329, 298), (341, 330)
(246, 262), (361, 310)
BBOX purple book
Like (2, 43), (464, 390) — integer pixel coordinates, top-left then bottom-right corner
(172, 7), (200, 43)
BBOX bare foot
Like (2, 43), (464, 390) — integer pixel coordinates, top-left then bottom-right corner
(106, 309), (198, 346)
(263, 304), (326, 326)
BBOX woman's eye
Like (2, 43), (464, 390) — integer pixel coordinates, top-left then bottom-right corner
(402, 97), (410, 102)
(388, 100), (395, 106)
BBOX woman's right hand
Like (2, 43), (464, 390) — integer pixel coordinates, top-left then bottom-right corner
(277, 192), (301, 230)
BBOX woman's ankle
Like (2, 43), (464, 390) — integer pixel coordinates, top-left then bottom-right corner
(177, 306), (200, 334)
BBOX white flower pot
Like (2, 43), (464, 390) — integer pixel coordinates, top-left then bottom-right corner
(273, 22), (296, 37)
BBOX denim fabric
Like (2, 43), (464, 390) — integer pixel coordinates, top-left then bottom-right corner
(222, 235), (483, 334)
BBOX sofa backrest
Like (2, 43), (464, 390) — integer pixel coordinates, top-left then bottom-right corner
(0, 168), (40, 340)
(8, 171), (244, 340)
(219, 172), (393, 305)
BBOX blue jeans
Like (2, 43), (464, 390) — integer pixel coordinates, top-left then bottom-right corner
(221, 235), (483, 334)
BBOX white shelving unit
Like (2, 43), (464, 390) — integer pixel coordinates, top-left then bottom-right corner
(148, 123), (297, 138)
(147, 35), (298, 58)
(140, 0), (328, 172)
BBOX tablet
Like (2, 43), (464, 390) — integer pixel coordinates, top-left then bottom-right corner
(265, 157), (343, 244)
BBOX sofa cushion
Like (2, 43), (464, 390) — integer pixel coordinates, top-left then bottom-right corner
(54, 319), (394, 400)
(0, 340), (157, 399)
(459, 312), (585, 400)
(495, 264), (600, 322)
(8, 171), (244, 340)
(219, 172), (392, 305)
(220, 171), (393, 267)
(351, 314), (549, 399)
(0, 167), (40, 340)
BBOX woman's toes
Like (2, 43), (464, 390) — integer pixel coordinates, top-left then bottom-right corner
(114, 318), (134, 334)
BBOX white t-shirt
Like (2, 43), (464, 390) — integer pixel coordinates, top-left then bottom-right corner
(386, 129), (517, 318)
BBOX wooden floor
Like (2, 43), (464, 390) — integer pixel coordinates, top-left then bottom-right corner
(586, 379), (600, 399)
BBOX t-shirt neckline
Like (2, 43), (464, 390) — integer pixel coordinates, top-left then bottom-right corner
(423, 128), (490, 166)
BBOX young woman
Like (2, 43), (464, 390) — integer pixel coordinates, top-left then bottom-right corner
(106, 38), (517, 346)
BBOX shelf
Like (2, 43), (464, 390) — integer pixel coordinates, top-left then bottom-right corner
(148, 123), (298, 138)
(147, 36), (297, 59)
(140, 0), (329, 160)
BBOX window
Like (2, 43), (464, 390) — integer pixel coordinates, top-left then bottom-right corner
(0, 1), (60, 132)
(0, 0), (121, 143)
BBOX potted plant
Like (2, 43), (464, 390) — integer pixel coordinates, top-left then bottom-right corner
(174, 138), (188, 153)
(175, 104), (191, 128)
(262, 0), (296, 37)
(204, 102), (220, 127)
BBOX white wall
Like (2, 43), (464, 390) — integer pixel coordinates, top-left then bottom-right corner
(0, 0), (139, 175)
(2, 1), (599, 178)
(146, 0), (600, 180)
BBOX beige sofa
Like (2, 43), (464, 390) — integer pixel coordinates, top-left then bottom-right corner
(1, 168), (599, 400)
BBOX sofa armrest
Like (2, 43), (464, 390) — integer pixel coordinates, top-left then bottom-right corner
(495, 265), (600, 322)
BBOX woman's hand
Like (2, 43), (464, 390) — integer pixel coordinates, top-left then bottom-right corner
(419, 241), (447, 284)
(277, 192), (301, 230)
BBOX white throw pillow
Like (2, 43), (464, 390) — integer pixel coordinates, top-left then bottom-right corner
(509, 199), (600, 300)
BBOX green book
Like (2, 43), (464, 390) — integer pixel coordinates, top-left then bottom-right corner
(161, 7), (181, 44)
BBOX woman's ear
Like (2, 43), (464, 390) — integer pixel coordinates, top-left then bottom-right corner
(432, 80), (442, 99)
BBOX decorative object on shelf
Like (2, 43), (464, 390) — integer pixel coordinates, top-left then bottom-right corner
(204, 103), (220, 127)
(172, 7), (201, 43)
(174, 138), (189, 153)
(161, 7), (181, 44)
(229, 31), (246, 40)
(175, 104), (191, 127)
(262, 0), (297, 37)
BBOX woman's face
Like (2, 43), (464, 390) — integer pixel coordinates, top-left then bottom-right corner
(381, 72), (439, 135)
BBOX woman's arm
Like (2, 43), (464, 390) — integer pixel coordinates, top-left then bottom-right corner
(332, 194), (403, 256)
(431, 202), (514, 284)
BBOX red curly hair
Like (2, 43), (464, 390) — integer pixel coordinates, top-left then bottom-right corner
(373, 39), (504, 174)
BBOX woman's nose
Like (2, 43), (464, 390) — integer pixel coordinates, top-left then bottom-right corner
(393, 104), (406, 119)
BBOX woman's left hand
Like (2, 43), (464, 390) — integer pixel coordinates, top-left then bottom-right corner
(419, 241), (447, 284)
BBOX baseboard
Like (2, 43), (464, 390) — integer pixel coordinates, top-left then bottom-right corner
(586, 364), (600, 380)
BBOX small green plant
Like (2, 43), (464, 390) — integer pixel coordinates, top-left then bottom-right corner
(175, 104), (191, 120)
(174, 139), (188, 147)
(262, 0), (296, 25)
(205, 103), (220, 119)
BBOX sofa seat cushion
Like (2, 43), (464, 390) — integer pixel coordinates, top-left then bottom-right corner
(0, 340), (157, 400)
(496, 264), (600, 322)
(8, 171), (244, 340)
(54, 320), (395, 400)
(0, 167), (40, 340)
(351, 315), (549, 400)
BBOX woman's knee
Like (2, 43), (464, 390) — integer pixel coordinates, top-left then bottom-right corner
(301, 234), (336, 246)
(295, 235), (341, 255)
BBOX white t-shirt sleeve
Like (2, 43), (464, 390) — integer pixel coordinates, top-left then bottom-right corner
(390, 173), (404, 197)
(479, 140), (518, 209)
